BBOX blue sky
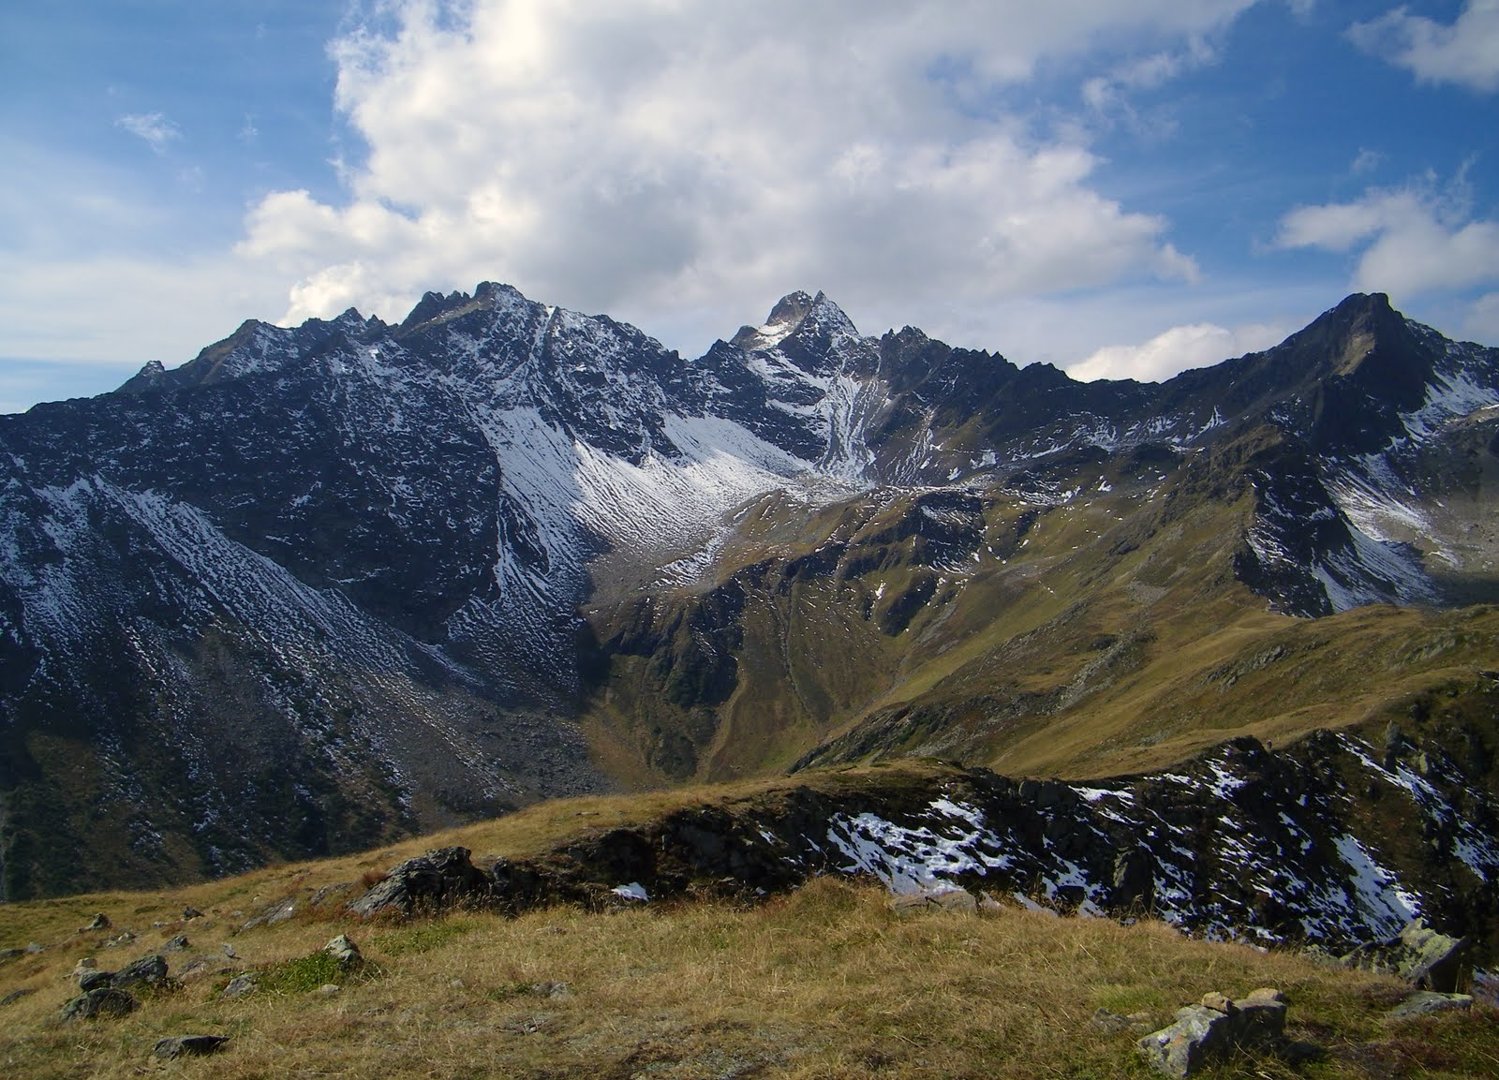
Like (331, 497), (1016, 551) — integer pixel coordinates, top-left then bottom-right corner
(2, 1), (1498, 411)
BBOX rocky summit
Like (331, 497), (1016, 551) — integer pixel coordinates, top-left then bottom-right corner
(1, 283), (1497, 932)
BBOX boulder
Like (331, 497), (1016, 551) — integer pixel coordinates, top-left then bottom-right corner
(348, 847), (493, 917)
(163, 934), (190, 952)
(78, 969), (114, 992)
(80, 913), (111, 932)
(323, 934), (363, 971)
(1137, 988), (1287, 1077)
(890, 887), (978, 916)
(76, 953), (171, 994)
(181, 906), (204, 920)
(1340, 919), (1468, 992)
(154, 1035), (229, 1060)
(112, 953), (169, 990)
(60, 987), (137, 1021)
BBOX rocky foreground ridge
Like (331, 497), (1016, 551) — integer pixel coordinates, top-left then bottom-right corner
(305, 722), (1497, 965)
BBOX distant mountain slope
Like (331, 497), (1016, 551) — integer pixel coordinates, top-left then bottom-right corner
(0, 284), (1495, 897)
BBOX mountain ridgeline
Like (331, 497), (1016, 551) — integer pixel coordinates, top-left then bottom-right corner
(1, 285), (1497, 901)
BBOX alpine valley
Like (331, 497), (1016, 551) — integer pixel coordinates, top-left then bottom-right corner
(3, 283), (1499, 959)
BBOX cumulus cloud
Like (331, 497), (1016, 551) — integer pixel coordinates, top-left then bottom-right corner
(116, 112), (181, 154)
(237, 0), (1256, 346)
(1066, 320), (1287, 383)
(1466, 292), (1499, 343)
(1275, 179), (1499, 297)
(1349, 1), (1499, 93)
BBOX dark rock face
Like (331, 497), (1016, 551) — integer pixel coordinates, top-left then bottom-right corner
(0, 284), (1496, 897)
(346, 729), (1499, 963)
(347, 847), (494, 917)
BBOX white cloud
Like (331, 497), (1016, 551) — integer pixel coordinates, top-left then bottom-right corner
(1066, 319), (1288, 383)
(116, 112), (182, 154)
(1275, 179), (1499, 297)
(1466, 292), (1499, 343)
(237, 0), (1257, 346)
(1350, 148), (1382, 175)
(1349, 1), (1499, 93)
(1082, 35), (1217, 125)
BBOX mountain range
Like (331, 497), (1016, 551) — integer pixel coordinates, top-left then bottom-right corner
(1, 283), (1497, 901)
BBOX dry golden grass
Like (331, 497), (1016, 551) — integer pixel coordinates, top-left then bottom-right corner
(3, 877), (1496, 1078)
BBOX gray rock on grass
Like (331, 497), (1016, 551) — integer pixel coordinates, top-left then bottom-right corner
(1340, 919), (1468, 992)
(1388, 991), (1474, 1019)
(324, 934), (363, 971)
(220, 974), (257, 999)
(154, 1035), (229, 1060)
(889, 887), (979, 916)
(1137, 988), (1287, 1078)
(60, 987), (137, 1022)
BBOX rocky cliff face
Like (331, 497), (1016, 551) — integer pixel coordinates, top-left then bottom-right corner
(1, 284), (1496, 897)
(347, 716), (1499, 961)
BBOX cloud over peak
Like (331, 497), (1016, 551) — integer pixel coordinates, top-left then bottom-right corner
(241, 0), (1248, 342)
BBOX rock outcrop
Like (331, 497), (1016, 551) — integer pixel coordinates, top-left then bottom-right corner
(1339, 919), (1469, 992)
(1137, 988), (1288, 1077)
(343, 736), (1499, 968)
(347, 848), (494, 917)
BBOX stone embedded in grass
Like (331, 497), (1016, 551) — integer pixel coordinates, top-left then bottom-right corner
(1091, 1008), (1155, 1034)
(323, 934), (363, 971)
(80, 913), (111, 932)
(221, 974), (257, 999)
(163, 934), (190, 952)
(1388, 991), (1474, 1019)
(181, 906), (203, 920)
(60, 988), (137, 1022)
(1136, 988), (1287, 1077)
(154, 1035), (229, 1060)
(241, 897), (298, 931)
(889, 887), (978, 916)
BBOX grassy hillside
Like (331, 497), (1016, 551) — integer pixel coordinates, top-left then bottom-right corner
(2, 773), (1496, 1078)
(582, 439), (1499, 790)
